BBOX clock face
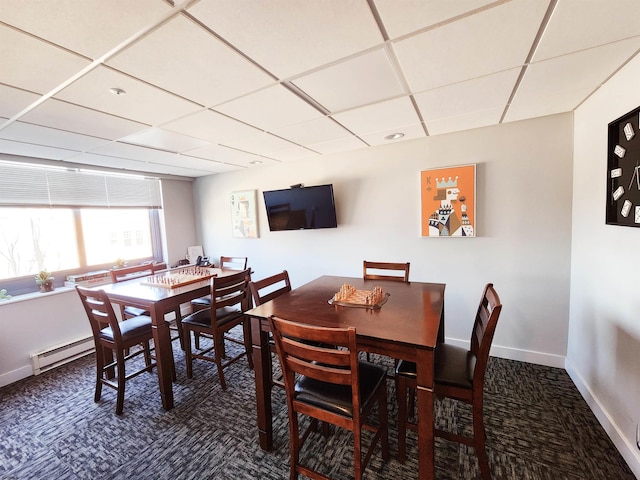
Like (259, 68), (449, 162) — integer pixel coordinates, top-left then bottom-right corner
(606, 107), (640, 227)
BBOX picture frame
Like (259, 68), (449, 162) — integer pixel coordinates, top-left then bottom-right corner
(420, 164), (476, 237)
(606, 106), (640, 227)
(231, 190), (259, 238)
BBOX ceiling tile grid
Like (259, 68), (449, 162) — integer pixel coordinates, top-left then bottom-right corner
(1, 0), (640, 177)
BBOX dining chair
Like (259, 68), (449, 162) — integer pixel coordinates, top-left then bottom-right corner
(181, 268), (253, 390)
(362, 260), (410, 364)
(111, 263), (184, 349)
(220, 255), (248, 270)
(363, 260), (410, 282)
(269, 315), (389, 480)
(76, 285), (156, 415)
(395, 283), (502, 479)
(248, 270), (292, 390)
(190, 255), (249, 315)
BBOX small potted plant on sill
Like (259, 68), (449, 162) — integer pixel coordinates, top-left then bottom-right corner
(35, 270), (55, 293)
(0, 288), (11, 301)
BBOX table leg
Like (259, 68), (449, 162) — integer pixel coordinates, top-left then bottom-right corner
(151, 304), (174, 410)
(251, 316), (273, 451)
(416, 348), (435, 480)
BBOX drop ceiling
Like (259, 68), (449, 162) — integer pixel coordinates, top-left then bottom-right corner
(1, 0), (640, 178)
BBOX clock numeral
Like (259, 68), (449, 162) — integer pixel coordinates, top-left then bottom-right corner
(615, 145), (626, 158)
(611, 168), (622, 178)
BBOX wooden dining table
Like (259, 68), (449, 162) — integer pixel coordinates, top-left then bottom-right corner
(247, 275), (445, 480)
(97, 267), (234, 410)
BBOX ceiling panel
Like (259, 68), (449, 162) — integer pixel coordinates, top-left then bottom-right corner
(20, 98), (148, 140)
(425, 107), (505, 136)
(0, 0), (172, 59)
(0, 84), (41, 118)
(54, 65), (202, 125)
(271, 117), (354, 146)
(214, 85), (324, 131)
(107, 14), (274, 107)
(119, 127), (210, 153)
(221, 132), (299, 156)
(331, 96), (421, 137)
(392, 0), (548, 93)
(506, 37), (640, 123)
(374, 0), (498, 39)
(307, 135), (368, 155)
(1, 1), (640, 179)
(0, 138), (79, 160)
(0, 24), (90, 94)
(358, 123), (426, 147)
(291, 48), (406, 112)
(415, 68), (520, 122)
(162, 109), (261, 144)
(187, 0), (383, 79)
(533, 0), (640, 62)
(184, 143), (275, 168)
(0, 121), (110, 151)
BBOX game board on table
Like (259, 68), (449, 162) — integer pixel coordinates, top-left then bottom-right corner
(140, 266), (216, 289)
(328, 283), (390, 309)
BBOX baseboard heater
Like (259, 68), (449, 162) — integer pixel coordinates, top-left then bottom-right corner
(30, 335), (95, 375)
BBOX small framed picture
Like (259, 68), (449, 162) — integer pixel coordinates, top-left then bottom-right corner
(231, 190), (259, 238)
(420, 164), (476, 237)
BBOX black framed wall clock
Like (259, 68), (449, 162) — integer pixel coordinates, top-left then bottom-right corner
(606, 105), (640, 227)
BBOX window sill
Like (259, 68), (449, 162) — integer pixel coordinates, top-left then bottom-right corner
(0, 286), (76, 306)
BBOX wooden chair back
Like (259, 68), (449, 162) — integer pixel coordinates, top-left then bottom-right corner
(219, 256), (248, 270)
(110, 263), (155, 283)
(249, 270), (291, 307)
(269, 316), (360, 427)
(363, 260), (410, 282)
(466, 283), (502, 395)
(76, 286), (124, 344)
(211, 268), (252, 312)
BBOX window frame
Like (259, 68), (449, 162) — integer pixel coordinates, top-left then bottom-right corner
(0, 207), (163, 296)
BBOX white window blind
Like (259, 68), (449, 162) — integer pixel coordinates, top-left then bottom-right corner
(0, 161), (162, 208)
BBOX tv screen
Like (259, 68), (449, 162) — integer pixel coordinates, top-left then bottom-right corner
(263, 184), (338, 231)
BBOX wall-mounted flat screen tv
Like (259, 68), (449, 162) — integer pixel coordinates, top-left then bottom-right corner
(263, 184), (338, 231)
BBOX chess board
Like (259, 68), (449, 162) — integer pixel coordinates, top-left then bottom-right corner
(328, 283), (390, 309)
(140, 267), (216, 289)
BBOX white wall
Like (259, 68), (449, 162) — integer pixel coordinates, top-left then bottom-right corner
(160, 178), (198, 267)
(570, 54), (640, 476)
(193, 113), (574, 367)
(0, 179), (197, 387)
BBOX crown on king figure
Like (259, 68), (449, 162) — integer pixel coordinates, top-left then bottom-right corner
(436, 176), (459, 189)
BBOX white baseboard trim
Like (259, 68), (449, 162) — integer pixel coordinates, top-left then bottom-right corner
(445, 337), (566, 368)
(0, 364), (34, 388)
(565, 358), (640, 479)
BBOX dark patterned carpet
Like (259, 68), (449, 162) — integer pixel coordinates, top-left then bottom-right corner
(0, 329), (635, 480)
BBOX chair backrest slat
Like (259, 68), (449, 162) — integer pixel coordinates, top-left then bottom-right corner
(249, 270), (291, 307)
(211, 268), (252, 311)
(76, 286), (123, 343)
(219, 256), (248, 270)
(469, 283), (502, 386)
(111, 263), (155, 283)
(363, 261), (410, 282)
(270, 316), (360, 396)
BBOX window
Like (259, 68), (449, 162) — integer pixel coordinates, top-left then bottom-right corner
(0, 159), (164, 296)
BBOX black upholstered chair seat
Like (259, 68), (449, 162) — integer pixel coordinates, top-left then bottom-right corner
(396, 343), (475, 390)
(182, 306), (242, 328)
(295, 362), (386, 417)
(123, 305), (148, 318)
(190, 296), (211, 309)
(99, 315), (153, 342)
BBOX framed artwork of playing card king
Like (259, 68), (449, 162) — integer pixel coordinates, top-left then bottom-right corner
(606, 106), (640, 227)
(420, 164), (476, 237)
